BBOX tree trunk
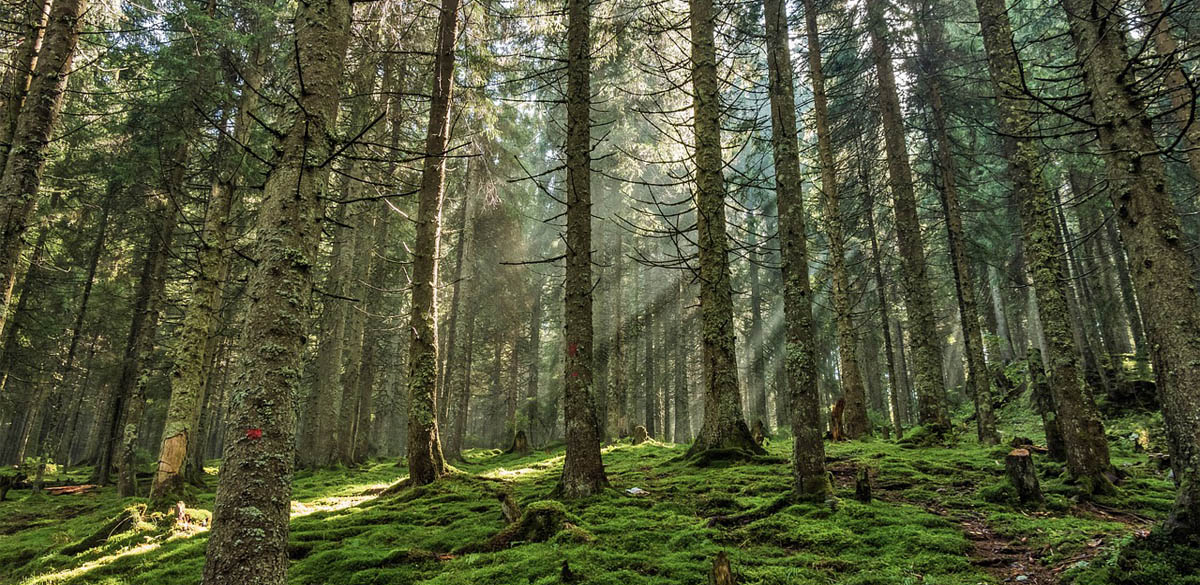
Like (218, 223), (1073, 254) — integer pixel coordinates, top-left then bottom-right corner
(673, 277), (692, 443)
(975, 0), (1114, 494)
(152, 47), (262, 501)
(859, 148), (904, 438)
(913, 11), (997, 444)
(1059, 0), (1200, 534)
(765, 0), (827, 497)
(558, 0), (608, 498)
(802, 0), (868, 439)
(0, 0), (50, 169)
(200, 0), (351, 580)
(865, 0), (948, 431)
(685, 0), (761, 458)
(0, 0), (85, 342)
(607, 231), (628, 439)
(298, 200), (351, 469)
(747, 235), (769, 429)
(526, 278), (543, 445)
(116, 162), (182, 498)
(406, 0), (460, 487)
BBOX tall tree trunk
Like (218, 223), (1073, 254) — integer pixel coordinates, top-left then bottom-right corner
(747, 235), (769, 428)
(643, 302), (656, 438)
(0, 0), (50, 169)
(1059, 0), (1200, 535)
(337, 199), (371, 466)
(860, 141), (903, 438)
(152, 49), (263, 501)
(0, 0), (86, 338)
(673, 277), (692, 443)
(526, 277), (543, 445)
(865, 0), (948, 431)
(438, 196), (470, 424)
(987, 265), (1016, 362)
(298, 199), (351, 469)
(686, 0), (761, 458)
(352, 204), (390, 464)
(765, 0), (827, 497)
(1141, 0), (1200, 183)
(913, 12), (997, 444)
(975, 0), (1114, 494)
(116, 154), (183, 498)
(200, 0), (351, 579)
(406, 0), (460, 487)
(607, 231), (628, 438)
(804, 0), (868, 439)
(558, 0), (608, 498)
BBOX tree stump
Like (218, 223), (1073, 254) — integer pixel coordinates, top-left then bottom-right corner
(710, 551), (735, 585)
(632, 425), (649, 445)
(1005, 449), (1043, 505)
(0, 471), (25, 502)
(498, 491), (521, 525)
(830, 398), (845, 442)
(854, 466), (872, 503)
(750, 420), (765, 446)
(507, 430), (531, 455)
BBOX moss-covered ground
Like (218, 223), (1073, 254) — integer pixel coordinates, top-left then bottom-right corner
(0, 403), (1190, 584)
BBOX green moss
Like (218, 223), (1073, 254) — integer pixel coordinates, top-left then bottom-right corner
(0, 407), (1181, 585)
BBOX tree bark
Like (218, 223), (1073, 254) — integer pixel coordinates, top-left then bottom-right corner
(200, 0), (351, 580)
(865, 0), (948, 431)
(558, 0), (608, 498)
(1058, 0), (1200, 534)
(765, 0), (827, 497)
(975, 0), (1114, 494)
(406, 0), (460, 487)
(686, 0), (762, 458)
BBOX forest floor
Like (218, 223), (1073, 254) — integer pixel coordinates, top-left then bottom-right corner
(0, 404), (1195, 585)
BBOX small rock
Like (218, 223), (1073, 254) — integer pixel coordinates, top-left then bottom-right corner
(1015, 575), (1028, 582)
(625, 487), (648, 496)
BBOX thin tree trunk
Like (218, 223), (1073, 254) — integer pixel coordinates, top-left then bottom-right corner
(765, 0), (827, 497)
(913, 12), (997, 444)
(865, 0), (948, 431)
(406, 0), (460, 486)
(116, 197), (179, 497)
(674, 277), (692, 443)
(803, 0), (868, 439)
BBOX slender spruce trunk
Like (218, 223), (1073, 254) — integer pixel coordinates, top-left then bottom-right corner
(765, 0), (827, 497)
(865, 0), (948, 431)
(686, 0), (762, 458)
(406, 0), (460, 486)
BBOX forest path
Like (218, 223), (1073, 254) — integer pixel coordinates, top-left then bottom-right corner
(827, 458), (1150, 585)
